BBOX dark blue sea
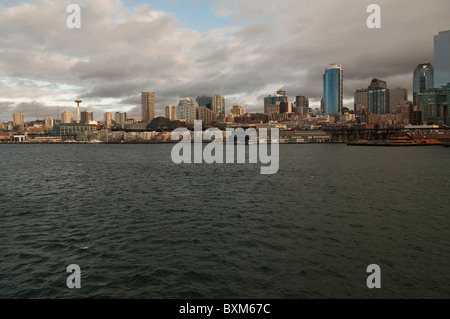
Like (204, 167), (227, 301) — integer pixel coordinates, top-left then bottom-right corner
(0, 144), (449, 298)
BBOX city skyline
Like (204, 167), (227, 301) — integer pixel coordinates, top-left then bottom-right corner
(0, 0), (449, 122)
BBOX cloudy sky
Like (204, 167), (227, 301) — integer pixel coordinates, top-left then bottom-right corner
(0, 0), (449, 122)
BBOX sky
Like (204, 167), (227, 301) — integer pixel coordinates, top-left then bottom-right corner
(0, 0), (449, 122)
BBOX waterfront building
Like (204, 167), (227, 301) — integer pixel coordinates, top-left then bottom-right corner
(52, 123), (97, 137)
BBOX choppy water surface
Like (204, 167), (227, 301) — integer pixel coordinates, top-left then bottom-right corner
(0, 144), (449, 298)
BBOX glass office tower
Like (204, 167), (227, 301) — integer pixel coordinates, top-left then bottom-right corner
(434, 30), (450, 88)
(413, 63), (434, 106)
(323, 64), (343, 115)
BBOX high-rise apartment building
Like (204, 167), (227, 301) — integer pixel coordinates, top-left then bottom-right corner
(61, 111), (73, 124)
(142, 92), (155, 123)
(389, 88), (408, 113)
(323, 64), (343, 115)
(413, 63), (434, 106)
(211, 95), (225, 116)
(13, 113), (24, 126)
(165, 105), (175, 120)
(176, 98), (198, 123)
(434, 30), (450, 88)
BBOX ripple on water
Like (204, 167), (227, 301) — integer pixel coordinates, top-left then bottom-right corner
(0, 144), (449, 298)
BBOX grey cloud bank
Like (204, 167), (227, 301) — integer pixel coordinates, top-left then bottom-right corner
(0, 0), (449, 121)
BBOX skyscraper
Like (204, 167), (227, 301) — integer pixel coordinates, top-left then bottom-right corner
(413, 63), (434, 106)
(323, 64), (343, 115)
(368, 79), (389, 114)
(211, 95), (225, 116)
(389, 88), (408, 113)
(165, 105), (175, 120)
(434, 30), (450, 88)
(422, 83), (450, 125)
(142, 92), (155, 123)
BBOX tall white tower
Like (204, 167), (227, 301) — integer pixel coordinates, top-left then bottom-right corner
(75, 99), (82, 123)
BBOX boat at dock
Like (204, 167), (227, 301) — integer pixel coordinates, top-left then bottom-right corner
(348, 137), (443, 147)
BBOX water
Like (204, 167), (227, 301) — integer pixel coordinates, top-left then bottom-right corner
(0, 144), (449, 298)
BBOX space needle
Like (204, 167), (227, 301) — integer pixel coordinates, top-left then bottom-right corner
(75, 99), (82, 123)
